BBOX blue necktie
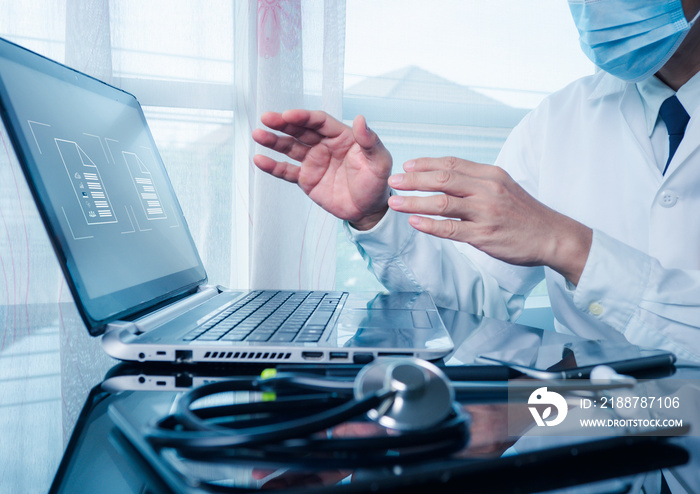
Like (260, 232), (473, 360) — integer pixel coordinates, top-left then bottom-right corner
(658, 95), (690, 175)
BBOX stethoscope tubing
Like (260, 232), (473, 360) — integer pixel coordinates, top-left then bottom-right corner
(145, 373), (470, 463)
(148, 388), (394, 449)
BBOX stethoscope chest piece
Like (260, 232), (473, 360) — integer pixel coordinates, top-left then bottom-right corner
(354, 357), (455, 431)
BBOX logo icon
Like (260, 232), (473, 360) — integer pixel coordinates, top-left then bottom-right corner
(528, 387), (568, 427)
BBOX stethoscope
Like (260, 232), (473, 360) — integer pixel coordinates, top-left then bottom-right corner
(144, 356), (638, 475)
(145, 358), (470, 469)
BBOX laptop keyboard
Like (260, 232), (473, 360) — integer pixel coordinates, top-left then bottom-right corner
(183, 291), (342, 343)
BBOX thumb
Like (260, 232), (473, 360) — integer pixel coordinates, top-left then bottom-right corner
(352, 114), (382, 155)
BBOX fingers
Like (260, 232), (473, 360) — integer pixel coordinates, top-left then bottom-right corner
(252, 128), (311, 162)
(352, 115), (377, 151)
(252, 154), (300, 183)
(388, 194), (472, 242)
(282, 109), (348, 137)
(388, 169), (474, 196)
(260, 110), (349, 145)
(407, 215), (466, 242)
(388, 193), (467, 219)
(406, 156), (493, 178)
(389, 158), (508, 196)
(259, 111), (325, 147)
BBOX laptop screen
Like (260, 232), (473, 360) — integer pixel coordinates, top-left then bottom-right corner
(0, 39), (207, 335)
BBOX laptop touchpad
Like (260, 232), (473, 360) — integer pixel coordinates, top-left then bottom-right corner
(339, 309), (433, 329)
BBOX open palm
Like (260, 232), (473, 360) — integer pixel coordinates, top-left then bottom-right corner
(252, 110), (392, 227)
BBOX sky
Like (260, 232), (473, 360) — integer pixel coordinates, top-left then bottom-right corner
(344, 0), (596, 108)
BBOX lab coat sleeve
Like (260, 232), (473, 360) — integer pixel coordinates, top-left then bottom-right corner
(343, 207), (542, 321)
(571, 229), (700, 361)
(343, 109), (546, 320)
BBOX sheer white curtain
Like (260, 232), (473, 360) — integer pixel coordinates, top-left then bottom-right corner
(235, 0), (344, 290)
(0, 0), (346, 309)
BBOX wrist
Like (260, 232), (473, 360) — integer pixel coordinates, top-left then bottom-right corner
(349, 205), (389, 231)
(546, 218), (592, 286)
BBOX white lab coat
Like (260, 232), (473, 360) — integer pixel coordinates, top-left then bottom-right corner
(346, 71), (700, 362)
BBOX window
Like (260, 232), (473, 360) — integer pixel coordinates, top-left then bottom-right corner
(335, 0), (595, 304)
(1, 1), (595, 306)
(0, 1), (237, 302)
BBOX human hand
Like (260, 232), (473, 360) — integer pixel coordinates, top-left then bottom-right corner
(387, 157), (592, 285)
(253, 110), (393, 230)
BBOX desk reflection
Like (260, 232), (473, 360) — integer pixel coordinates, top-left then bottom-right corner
(4, 303), (700, 493)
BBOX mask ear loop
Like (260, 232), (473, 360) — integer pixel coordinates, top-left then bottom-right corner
(690, 8), (700, 26)
(652, 8), (700, 77)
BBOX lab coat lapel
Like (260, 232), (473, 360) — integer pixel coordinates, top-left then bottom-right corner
(618, 84), (661, 182)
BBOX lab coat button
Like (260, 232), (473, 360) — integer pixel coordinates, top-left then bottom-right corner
(659, 190), (678, 208)
(589, 302), (604, 316)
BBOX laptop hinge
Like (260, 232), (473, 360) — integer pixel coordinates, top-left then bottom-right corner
(126, 285), (221, 334)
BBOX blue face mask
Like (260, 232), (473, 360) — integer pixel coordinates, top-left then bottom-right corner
(568, 0), (700, 82)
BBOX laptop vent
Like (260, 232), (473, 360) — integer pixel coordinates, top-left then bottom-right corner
(203, 351), (292, 361)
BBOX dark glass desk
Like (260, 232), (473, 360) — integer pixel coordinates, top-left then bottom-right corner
(0, 303), (115, 493)
(2, 303), (698, 493)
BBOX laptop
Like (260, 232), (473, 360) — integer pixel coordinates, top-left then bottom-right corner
(0, 37), (453, 364)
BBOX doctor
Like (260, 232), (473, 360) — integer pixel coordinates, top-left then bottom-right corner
(252, 0), (700, 361)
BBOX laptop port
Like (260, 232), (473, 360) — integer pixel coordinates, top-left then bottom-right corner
(175, 373), (193, 388)
(329, 352), (348, 360)
(175, 350), (193, 363)
(302, 351), (323, 360)
(353, 353), (374, 364)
